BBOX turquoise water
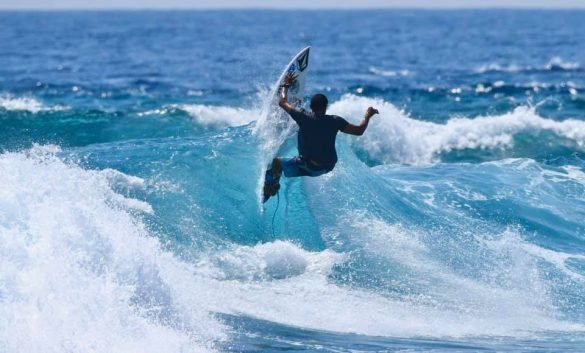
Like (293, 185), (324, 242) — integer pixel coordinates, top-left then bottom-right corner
(1, 10), (585, 352)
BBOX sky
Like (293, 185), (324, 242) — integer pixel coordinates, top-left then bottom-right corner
(1, 0), (585, 10)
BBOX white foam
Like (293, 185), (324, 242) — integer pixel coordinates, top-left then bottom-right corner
(0, 146), (224, 352)
(177, 104), (258, 127)
(484, 229), (585, 283)
(309, 212), (585, 337)
(102, 168), (147, 189)
(369, 67), (411, 77)
(199, 240), (345, 281)
(476, 63), (522, 73)
(562, 165), (585, 185)
(329, 94), (585, 165)
(139, 104), (258, 128)
(0, 95), (67, 113)
(545, 56), (581, 71)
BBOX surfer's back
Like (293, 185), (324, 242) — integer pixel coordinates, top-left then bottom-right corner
(288, 108), (349, 170)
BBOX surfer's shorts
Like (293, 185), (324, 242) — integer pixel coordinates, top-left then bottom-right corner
(280, 156), (330, 178)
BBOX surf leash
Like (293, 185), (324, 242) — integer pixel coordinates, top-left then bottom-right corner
(271, 191), (280, 238)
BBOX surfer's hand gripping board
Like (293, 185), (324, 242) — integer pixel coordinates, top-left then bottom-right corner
(282, 72), (297, 87)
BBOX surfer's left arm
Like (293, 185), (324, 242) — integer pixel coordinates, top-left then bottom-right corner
(342, 107), (379, 136)
(278, 73), (296, 113)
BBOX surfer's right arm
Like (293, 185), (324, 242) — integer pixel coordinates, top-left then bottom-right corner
(278, 73), (295, 113)
(342, 107), (379, 136)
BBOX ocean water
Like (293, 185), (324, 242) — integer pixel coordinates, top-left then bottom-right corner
(1, 9), (585, 352)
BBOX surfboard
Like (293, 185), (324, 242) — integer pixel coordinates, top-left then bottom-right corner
(276, 46), (310, 110)
(256, 47), (311, 204)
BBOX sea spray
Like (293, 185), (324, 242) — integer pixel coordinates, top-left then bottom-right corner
(0, 146), (225, 352)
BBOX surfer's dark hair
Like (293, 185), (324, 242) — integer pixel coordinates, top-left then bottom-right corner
(310, 94), (328, 112)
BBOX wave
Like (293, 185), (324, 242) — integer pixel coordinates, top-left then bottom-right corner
(5, 93), (582, 166)
(194, 219), (583, 339)
(0, 145), (224, 352)
(198, 240), (344, 282)
(0, 95), (67, 113)
(139, 104), (258, 127)
(368, 66), (412, 77)
(472, 81), (581, 95)
(329, 94), (585, 165)
(3, 142), (585, 351)
(301, 160), (585, 337)
(476, 57), (581, 74)
(350, 81), (581, 98)
(131, 95), (585, 167)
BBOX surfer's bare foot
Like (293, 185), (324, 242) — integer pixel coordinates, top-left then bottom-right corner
(272, 158), (282, 178)
(263, 165), (281, 202)
(263, 182), (280, 202)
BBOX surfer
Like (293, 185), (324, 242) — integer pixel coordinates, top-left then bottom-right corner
(264, 73), (379, 202)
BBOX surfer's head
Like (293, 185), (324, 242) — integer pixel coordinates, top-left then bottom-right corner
(310, 93), (328, 114)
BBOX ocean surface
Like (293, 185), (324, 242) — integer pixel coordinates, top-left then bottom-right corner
(1, 9), (585, 352)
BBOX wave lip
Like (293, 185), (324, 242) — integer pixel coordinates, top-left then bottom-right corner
(0, 95), (67, 113)
(139, 104), (258, 127)
(330, 94), (585, 165)
(177, 104), (257, 127)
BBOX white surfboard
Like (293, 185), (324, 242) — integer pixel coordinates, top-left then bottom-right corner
(276, 46), (310, 110)
(255, 47), (311, 206)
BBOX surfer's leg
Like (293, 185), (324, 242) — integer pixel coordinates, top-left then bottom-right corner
(264, 156), (309, 200)
(271, 157), (282, 178)
(279, 157), (304, 177)
(279, 156), (326, 177)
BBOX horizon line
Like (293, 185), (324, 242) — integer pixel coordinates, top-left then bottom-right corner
(2, 6), (585, 11)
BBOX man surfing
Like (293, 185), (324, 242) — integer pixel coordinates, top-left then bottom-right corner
(263, 73), (379, 202)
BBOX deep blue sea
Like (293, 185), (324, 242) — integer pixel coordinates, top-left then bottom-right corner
(1, 10), (585, 352)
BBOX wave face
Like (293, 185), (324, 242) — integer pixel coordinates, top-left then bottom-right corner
(331, 95), (585, 165)
(1, 9), (585, 353)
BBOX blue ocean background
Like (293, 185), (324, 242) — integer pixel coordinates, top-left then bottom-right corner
(1, 10), (585, 352)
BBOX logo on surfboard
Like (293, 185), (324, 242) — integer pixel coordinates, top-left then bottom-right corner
(296, 51), (309, 72)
